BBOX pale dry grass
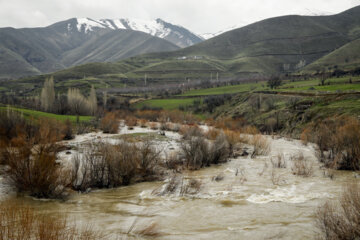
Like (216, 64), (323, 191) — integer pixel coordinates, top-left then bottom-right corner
(271, 152), (286, 168)
(0, 201), (104, 240)
(291, 152), (313, 177)
(251, 134), (271, 158)
(316, 182), (360, 240)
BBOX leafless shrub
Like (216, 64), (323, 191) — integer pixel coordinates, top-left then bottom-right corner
(251, 134), (271, 158)
(209, 133), (230, 164)
(271, 152), (286, 168)
(139, 119), (148, 128)
(205, 128), (221, 140)
(3, 143), (70, 199)
(301, 116), (360, 170)
(316, 182), (360, 240)
(180, 132), (230, 170)
(291, 152), (313, 177)
(180, 125), (204, 140)
(72, 145), (109, 191)
(148, 122), (159, 130)
(223, 130), (243, 156)
(180, 178), (202, 195)
(271, 168), (286, 185)
(102, 142), (138, 186)
(164, 152), (183, 172)
(99, 112), (119, 134)
(125, 116), (138, 129)
(0, 201), (104, 240)
(137, 139), (162, 180)
(181, 136), (210, 170)
(158, 175), (181, 195)
(72, 141), (159, 191)
(163, 122), (180, 132)
(75, 122), (92, 135)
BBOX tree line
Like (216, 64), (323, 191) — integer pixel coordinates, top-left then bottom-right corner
(39, 77), (98, 116)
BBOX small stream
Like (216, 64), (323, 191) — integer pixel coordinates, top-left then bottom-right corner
(0, 126), (357, 239)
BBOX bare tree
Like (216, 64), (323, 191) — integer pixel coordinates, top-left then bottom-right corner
(88, 85), (98, 115)
(67, 88), (89, 117)
(40, 76), (55, 112)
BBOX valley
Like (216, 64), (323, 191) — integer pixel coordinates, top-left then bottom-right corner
(1, 2), (360, 240)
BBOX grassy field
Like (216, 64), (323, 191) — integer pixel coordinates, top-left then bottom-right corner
(277, 76), (360, 93)
(178, 76), (360, 97)
(179, 82), (265, 96)
(134, 98), (200, 110)
(0, 106), (93, 123)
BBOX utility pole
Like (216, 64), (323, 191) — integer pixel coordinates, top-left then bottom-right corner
(217, 72), (219, 81)
(144, 74), (147, 86)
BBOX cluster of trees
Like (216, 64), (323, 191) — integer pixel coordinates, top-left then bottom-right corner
(267, 76), (282, 89)
(39, 77), (98, 116)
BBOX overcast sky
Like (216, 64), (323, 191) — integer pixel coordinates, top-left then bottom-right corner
(0, 0), (359, 33)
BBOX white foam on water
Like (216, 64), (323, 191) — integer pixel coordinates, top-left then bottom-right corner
(246, 185), (330, 204)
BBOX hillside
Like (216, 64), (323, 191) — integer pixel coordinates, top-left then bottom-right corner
(0, 18), (183, 80)
(302, 38), (360, 73)
(5, 5), (360, 92)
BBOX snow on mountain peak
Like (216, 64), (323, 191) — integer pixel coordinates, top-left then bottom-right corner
(75, 17), (172, 38)
(73, 17), (203, 48)
(76, 18), (106, 33)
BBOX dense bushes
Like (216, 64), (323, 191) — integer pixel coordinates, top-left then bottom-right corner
(1, 118), (71, 198)
(0, 111), (76, 198)
(72, 141), (160, 192)
(3, 143), (70, 198)
(99, 112), (119, 134)
(301, 116), (360, 170)
(0, 109), (74, 147)
(202, 95), (232, 113)
(180, 129), (230, 170)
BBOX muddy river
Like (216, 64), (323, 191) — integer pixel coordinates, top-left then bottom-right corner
(0, 126), (356, 239)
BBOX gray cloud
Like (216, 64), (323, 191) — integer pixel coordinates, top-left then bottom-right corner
(0, 0), (359, 33)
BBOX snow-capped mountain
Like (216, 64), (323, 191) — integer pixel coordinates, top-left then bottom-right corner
(73, 17), (203, 48)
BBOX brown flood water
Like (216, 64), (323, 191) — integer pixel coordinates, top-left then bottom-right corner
(1, 133), (357, 240)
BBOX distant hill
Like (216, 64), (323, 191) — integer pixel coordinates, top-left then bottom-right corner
(0, 17), (203, 79)
(5, 5), (360, 92)
(155, 5), (360, 75)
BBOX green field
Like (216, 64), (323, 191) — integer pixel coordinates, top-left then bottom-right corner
(277, 76), (360, 93)
(0, 107), (93, 123)
(180, 82), (265, 96)
(134, 98), (200, 110)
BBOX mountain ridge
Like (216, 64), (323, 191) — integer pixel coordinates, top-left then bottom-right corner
(0, 18), (187, 79)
